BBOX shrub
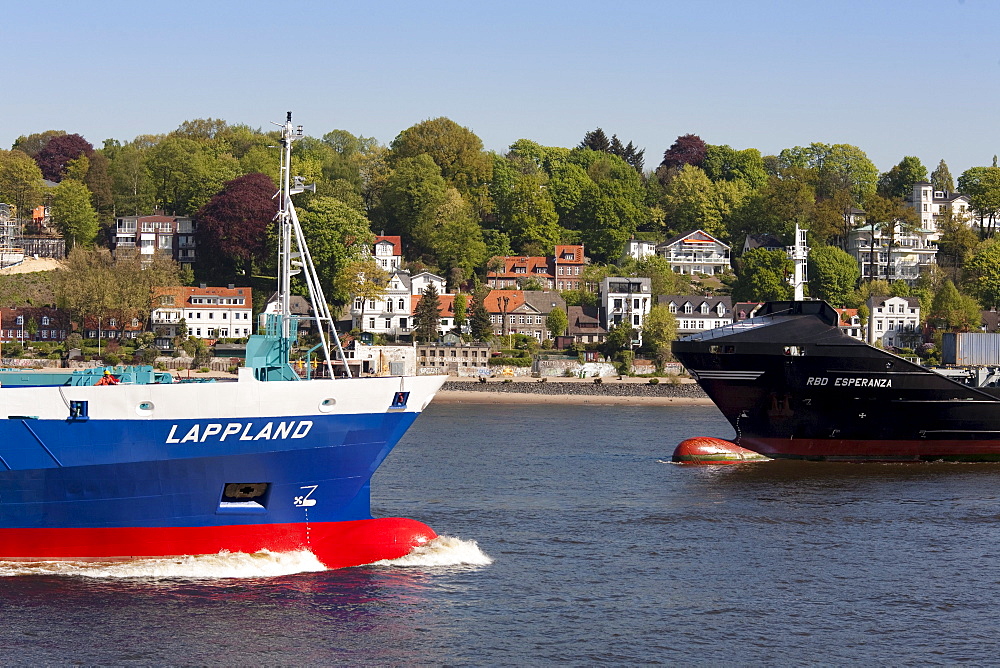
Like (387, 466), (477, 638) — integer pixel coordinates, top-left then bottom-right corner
(648, 377), (660, 385)
(103, 352), (121, 366)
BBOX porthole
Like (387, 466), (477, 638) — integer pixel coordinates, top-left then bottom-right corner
(136, 401), (154, 417)
(318, 398), (336, 413)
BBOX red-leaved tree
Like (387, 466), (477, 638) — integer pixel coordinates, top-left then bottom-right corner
(34, 134), (94, 182)
(659, 134), (707, 172)
(194, 173), (278, 280)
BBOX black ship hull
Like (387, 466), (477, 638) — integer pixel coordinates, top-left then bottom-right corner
(672, 301), (1000, 462)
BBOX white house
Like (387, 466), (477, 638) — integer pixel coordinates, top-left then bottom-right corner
(867, 296), (921, 348)
(659, 295), (732, 335)
(656, 230), (730, 275)
(599, 277), (652, 344)
(351, 270), (415, 337)
(151, 285), (253, 348)
(621, 238), (657, 263)
(908, 181), (973, 234)
(372, 235), (403, 271)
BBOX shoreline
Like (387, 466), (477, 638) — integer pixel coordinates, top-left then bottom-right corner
(434, 378), (714, 407)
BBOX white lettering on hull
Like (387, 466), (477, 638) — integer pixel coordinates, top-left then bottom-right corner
(806, 376), (892, 388)
(166, 420), (314, 444)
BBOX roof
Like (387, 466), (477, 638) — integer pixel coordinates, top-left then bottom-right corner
(521, 290), (566, 315)
(659, 229), (729, 249)
(567, 305), (606, 335)
(659, 295), (733, 312)
(488, 256), (552, 279)
(374, 235), (402, 256)
(152, 285), (252, 309)
(867, 296), (920, 309)
(484, 290), (525, 314)
(835, 308), (859, 327)
(554, 245), (585, 263)
(743, 234), (784, 251)
(409, 293), (464, 318)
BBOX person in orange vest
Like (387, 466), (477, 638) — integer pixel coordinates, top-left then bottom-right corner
(95, 370), (119, 386)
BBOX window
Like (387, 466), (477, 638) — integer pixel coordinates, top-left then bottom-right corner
(42, 316), (50, 325)
(368, 318), (375, 329)
(684, 303), (693, 314)
(633, 299), (640, 309)
(613, 299), (623, 309)
(15, 316), (22, 325)
(398, 298), (406, 310)
(633, 315), (640, 326)
(386, 300), (393, 313)
(700, 303), (709, 314)
(669, 303), (677, 314)
(384, 318), (392, 329)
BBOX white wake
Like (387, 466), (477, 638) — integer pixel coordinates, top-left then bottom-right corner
(0, 549), (325, 579)
(371, 535), (493, 568)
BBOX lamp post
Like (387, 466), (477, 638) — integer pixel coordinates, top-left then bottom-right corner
(499, 295), (511, 350)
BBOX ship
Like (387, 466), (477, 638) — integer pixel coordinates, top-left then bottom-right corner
(672, 299), (1000, 462)
(0, 114), (447, 568)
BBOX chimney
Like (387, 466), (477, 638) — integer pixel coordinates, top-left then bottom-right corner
(200, 283), (207, 289)
(228, 284), (235, 289)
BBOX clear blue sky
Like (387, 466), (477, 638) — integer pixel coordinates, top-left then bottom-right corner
(4, 0), (998, 177)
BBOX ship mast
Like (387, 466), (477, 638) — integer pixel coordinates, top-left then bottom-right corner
(787, 224), (809, 301)
(275, 112), (351, 378)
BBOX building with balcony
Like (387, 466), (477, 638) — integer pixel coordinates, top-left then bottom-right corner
(599, 277), (652, 344)
(659, 295), (733, 335)
(867, 296), (921, 348)
(114, 215), (196, 269)
(656, 230), (730, 275)
(908, 181), (973, 233)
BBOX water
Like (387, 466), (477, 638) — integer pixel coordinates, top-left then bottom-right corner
(3, 403), (1000, 664)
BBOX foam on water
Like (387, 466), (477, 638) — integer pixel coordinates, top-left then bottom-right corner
(371, 535), (493, 568)
(0, 549), (326, 580)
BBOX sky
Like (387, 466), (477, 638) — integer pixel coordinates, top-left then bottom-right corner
(4, 0), (999, 177)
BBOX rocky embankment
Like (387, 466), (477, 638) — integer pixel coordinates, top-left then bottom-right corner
(440, 378), (708, 400)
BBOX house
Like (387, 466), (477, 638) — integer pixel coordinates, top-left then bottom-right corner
(847, 222), (938, 284)
(410, 271), (447, 296)
(599, 277), (652, 343)
(0, 307), (69, 343)
(566, 305), (607, 344)
(659, 295), (732, 335)
(908, 181), (973, 234)
(259, 292), (315, 334)
(742, 233), (784, 254)
(151, 284), (253, 348)
(113, 215), (196, 269)
(485, 289), (566, 341)
(621, 238), (657, 263)
(656, 230), (730, 275)
(372, 235), (402, 271)
(82, 315), (145, 341)
(409, 292), (467, 339)
(352, 270), (415, 337)
(835, 308), (864, 340)
(486, 245), (586, 291)
(867, 296), (921, 348)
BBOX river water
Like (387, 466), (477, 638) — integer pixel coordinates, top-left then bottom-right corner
(2, 403), (1000, 664)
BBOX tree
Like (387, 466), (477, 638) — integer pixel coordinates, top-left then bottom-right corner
(194, 173), (278, 280)
(106, 141), (155, 215)
(930, 279), (980, 331)
(877, 156), (927, 199)
(0, 150), (45, 222)
(34, 134), (94, 182)
(469, 287), (492, 341)
(452, 293), (468, 335)
(12, 130), (66, 158)
(546, 306), (568, 339)
(490, 154), (561, 254)
(931, 159), (955, 194)
(962, 237), (1000, 309)
(641, 304), (678, 370)
(958, 166), (1000, 237)
(297, 196), (376, 306)
(379, 153), (449, 254)
(413, 282), (442, 342)
(936, 209), (978, 282)
(659, 134), (707, 174)
(389, 117), (493, 215)
(602, 318), (635, 360)
(807, 245), (859, 306)
(731, 248), (793, 302)
(777, 143), (878, 206)
(702, 145), (767, 190)
(426, 187), (489, 281)
(579, 128), (610, 152)
(50, 179), (98, 247)
(864, 194), (919, 282)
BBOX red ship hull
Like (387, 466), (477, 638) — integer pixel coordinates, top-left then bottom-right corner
(0, 517), (437, 569)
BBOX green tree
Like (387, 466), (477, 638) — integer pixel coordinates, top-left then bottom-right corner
(702, 145), (767, 190)
(546, 306), (568, 338)
(661, 164), (721, 236)
(379, 153), (449, 255)
(963, 237), (1000, 309)
(931, 159), (955, 194)
(105, 140), (155, 215)
(958, 166), (1000, 238)
(297, 196), (376, 305)
(641, 304), (678, 370)
(731, 248), (793, 302)
(936, 209), (979, 282)
(389, 117), (493, 216)
(452, 293), (468, 335)
(0, 150), (45, 224)
(425, 188), (488, 283)
(930, 279), (980, 331)
(572, 150), (647, 262)
(490, 154), (561, 253)
(51, 179), (98, 248)
(602, 318), (635, 359)
(777, 143), (878, 206)
(469, 287), (493, 341)
(807, 245), (860, 306)
(877, 156), (927, 199)
(413, 282), (442, 342)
